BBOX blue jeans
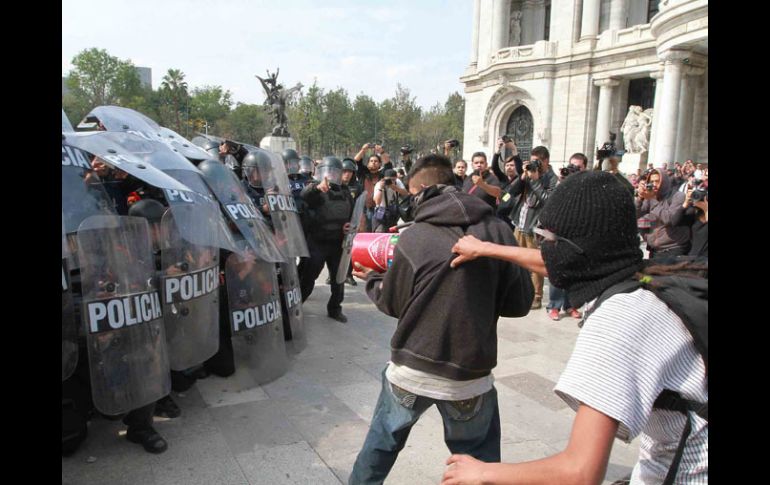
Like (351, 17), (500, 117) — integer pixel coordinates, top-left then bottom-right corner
(349, 368), (501, 485)
(546, 283), (571, 311)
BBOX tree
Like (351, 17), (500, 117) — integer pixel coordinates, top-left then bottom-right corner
(379, 84), (422, 150)
(219, 103), (271, 145)
(160, 68), (189, 134)
(288, 81), (325, 157)
(65, 48), (144, 124)
(188, 86), (233, 134)
(322, 88), (352, 156)
(350, 94), (380, 149)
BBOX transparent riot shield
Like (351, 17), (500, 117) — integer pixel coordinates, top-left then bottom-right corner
(336, 191), (369, 284)
(277, 262), (306, 353)
(256, 149), (310, 258)
(80, 105), (161, 133)
(77, 215), (170, 415)
(158, 126), (212, 162)
(62, 215), (78, 381)
(160, 207), (220, 370)
(225, 253), (288, 385)
(198, 159), (285, 263)
(62, 109), (75, 132)
(62, 132), (192, 193)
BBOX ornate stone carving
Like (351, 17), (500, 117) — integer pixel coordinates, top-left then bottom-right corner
(620, 105), (653, 153)
(509, 11), (522, 47)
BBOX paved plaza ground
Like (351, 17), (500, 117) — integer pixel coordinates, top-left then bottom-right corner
(62, 270), (640, 485)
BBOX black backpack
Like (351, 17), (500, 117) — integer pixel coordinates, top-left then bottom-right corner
(585, 272), (707, 485)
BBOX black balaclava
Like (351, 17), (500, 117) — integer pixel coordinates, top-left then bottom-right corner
(539, 171), (643, 307)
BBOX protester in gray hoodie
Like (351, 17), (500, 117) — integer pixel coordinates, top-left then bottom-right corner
(636, 168), (690, 259)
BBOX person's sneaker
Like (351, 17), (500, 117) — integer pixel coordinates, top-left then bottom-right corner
(325, 276), (331, 284)
(328, 312), (348, 323)
(345, 276), (357, 286)
(568, 308), (582, 319)
(548, 308), (560, 321)
(126, 426), (168, 454)
(154, 395), (181, 419)
(531, 298), (542, 310)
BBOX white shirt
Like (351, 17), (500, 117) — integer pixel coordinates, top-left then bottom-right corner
(386, 362), (494, 401)
(555, 289), (708, 484)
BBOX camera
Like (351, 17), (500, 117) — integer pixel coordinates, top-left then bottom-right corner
(692, 178), (703, 187)
(446, 139), (460, 148)
(400, 145), (413, 155)
(471, 169), (482, 177)
(691, 187), (707, 202)
(560, 164), (579, 178)
(525, 159), (541, 172)
(501, 135), (512, 143)
(645, 182), (655, 191)
(367, 143), (376, 149)
(384, 179), (393, 186)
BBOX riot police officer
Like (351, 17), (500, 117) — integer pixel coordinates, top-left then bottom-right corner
(241, 151), (272, 221)
(298, 156), (353, 322)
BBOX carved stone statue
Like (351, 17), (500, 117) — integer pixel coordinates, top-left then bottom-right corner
(256, 68), (303, 137)
(620, 105), (653, 153)
(509, 11), (522, 46)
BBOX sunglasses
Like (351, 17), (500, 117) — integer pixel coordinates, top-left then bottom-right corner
(533, 227), (585, 255)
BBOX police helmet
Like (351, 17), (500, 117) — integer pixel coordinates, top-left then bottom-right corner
(315, 156), (343, 186)
(299, 156), (314, 176)
(192, 136), (220, 158)
(282, 148), (301, 175)
(128, 198), (166, 223)
(342, 158), (357, 172)
(242, 149), (273, 188)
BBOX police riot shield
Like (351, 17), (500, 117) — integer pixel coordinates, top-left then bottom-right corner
(79, 105), (161, 134)
(160, 206), (220, 370)
(62, 109), (75, 132)
(158, 126), (212, 162)
(62, 131), (192, 193)
(77, 215), (170, 415)
(225, 253), (288, 384)
(198, 159), (285, 263)
(336, 191), (369, 284)
(255, 149), (310, 258)
(277, 262), (306, 353)
(62, 214), (78, 381)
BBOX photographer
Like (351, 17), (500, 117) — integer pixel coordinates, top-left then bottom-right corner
(353, 143), (386, 231)
(372, 168), (408, 233)
(492, 136), (523, 180)
(399, 145), (415, 172)
(463, 151), (503, 210)
(497, 146), (557, 309)
(443, 139), (461, 160)
(636, 168), (691, 260)
(673, 179), (708, 260)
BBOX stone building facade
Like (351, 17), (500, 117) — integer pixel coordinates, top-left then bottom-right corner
(460, 0), (707, 173)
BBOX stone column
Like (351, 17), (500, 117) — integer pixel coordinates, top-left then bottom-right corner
(609, 0), (628, 30)
(580, 0), (601, 41)
(646, 69), (665, 165)
(541, 76), (555, 146)
(594, 78), (621, 152)
(674, 67), (705, 163)
(529, 0), (546, 43)
(470, 0), (481, 67)
(492, 0), (512, 52)
(652, 51), (689, 168)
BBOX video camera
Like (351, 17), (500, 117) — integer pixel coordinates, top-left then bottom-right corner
(445, 139), (460, 148)
(400, 145), (413, 155)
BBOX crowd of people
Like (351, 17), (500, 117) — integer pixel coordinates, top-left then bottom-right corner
(63, 108), (707, 484)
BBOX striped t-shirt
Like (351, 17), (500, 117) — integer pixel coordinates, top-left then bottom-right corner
(554, 288), (708, 484)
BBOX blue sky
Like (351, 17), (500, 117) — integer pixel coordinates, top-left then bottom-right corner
(62, 0), (473, 109)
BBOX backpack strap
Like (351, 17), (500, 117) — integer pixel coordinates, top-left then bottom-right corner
(660, 407), (692, 485)
(579, 279), (643, 328)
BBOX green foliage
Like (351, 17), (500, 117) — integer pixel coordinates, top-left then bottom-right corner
(62, 48), (465, 157)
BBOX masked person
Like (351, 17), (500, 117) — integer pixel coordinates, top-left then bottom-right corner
(445, 171), (707, 485)
(348, 154), (533, 484)
(297, 156), (354, 322)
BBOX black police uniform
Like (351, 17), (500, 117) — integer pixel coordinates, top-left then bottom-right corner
(298, 181), (353, 319)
